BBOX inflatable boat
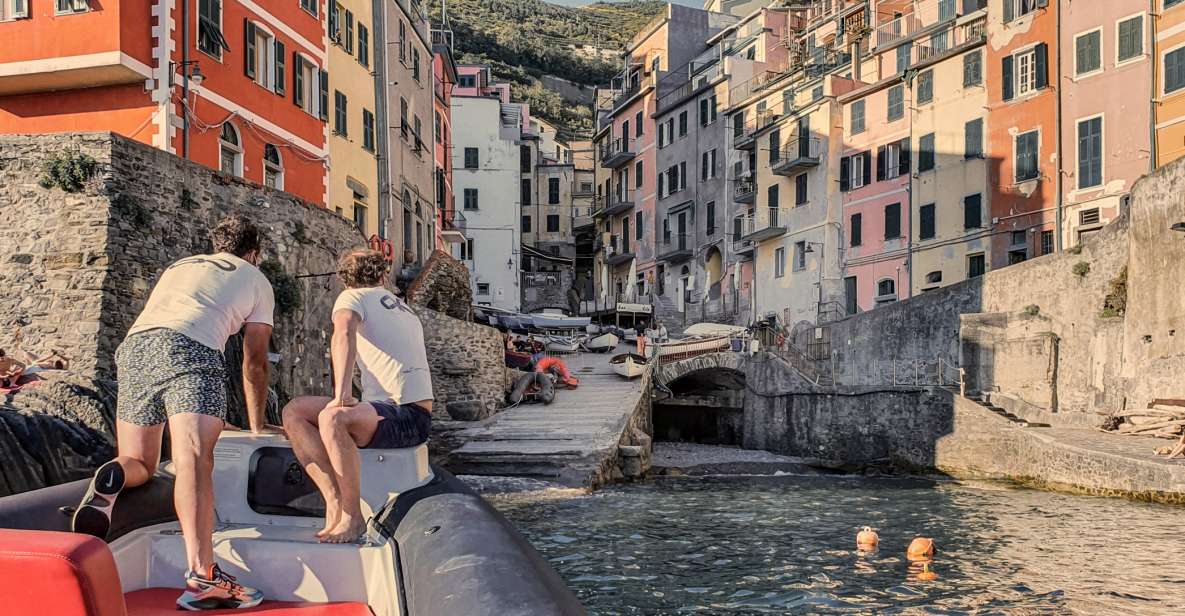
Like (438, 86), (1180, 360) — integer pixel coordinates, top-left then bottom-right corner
(0, 430), (584, 615)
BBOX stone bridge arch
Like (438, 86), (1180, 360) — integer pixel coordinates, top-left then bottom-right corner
(654, 352), (747, 386)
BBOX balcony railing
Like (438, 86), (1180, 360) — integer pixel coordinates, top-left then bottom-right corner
(874, 0), (985, 49)
(771, 137), (823, 175)
(605, 233), (635, 265)
(738, 207), (788, 243)
(441, 209), (467, 240)
(659, 232), (693, 262)
(734, 177), (756, 203)
(599, 137), (636, 169)
(430, 28), (453, 50)
(912, 14), (987, 65)
(594, 189), (636, 218)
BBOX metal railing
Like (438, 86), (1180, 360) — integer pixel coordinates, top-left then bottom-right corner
(912, 15), (987, 65)
(599, 137), (634, 162)
(776, 137), (823, 163)
(441, 209), (467, 234)
(661, 232), (691, 252)
(733, 177), (756, 202)
(732, 213), (756, 241)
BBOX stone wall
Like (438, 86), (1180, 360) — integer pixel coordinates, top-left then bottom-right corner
(406, 249), (473, 320)
(521, 266), (577, 314)
(414, 307), (507, 421)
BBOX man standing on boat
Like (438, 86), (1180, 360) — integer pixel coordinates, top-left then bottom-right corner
(282, 248), (434, 544)
(73, 215), (274, 610)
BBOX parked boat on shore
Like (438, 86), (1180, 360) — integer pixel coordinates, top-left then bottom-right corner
(609, 353), (647, 379)
(583, 332), (619, 353)
(0, 431), (583, 615)
(530, 314), (591, 330)
(544, 335), (583, 354)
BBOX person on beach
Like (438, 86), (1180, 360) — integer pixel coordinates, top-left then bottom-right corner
(282, 248), (434, 544)
(73, 214), (276, 610)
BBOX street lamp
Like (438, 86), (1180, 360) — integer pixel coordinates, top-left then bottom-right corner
(169, 61), (204, 88)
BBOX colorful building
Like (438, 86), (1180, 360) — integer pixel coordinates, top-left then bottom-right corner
(432, 27), (461, 250)
(326, 0), (380, 231)
(0, 0), (329, 205)
(1154, 0), (1185, 169)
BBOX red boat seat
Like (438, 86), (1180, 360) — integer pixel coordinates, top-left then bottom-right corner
(125, 589), (374, 615)
(0, 529), (126, 616)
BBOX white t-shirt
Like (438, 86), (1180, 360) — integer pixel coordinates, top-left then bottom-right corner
(128, 253), (275, 351)
(332, 287), (433, 405)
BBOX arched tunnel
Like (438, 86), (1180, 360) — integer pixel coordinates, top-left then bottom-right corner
(653, 367), (747, 445)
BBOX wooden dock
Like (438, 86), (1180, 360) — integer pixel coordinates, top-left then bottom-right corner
(447, 352), (647, 488)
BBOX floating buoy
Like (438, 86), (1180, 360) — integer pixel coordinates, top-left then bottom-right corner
(856, 526), (879, 550)
(916, 562), (938, 581)
(906, 537), (935, 561)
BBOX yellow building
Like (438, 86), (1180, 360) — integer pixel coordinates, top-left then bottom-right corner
(1155, 0), (1185, 168)
(327, 0), (380, 237)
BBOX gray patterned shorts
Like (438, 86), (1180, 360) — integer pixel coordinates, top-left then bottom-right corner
(115, 328), (227, 426)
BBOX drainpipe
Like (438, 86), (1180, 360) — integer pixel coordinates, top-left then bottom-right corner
(181, 0), (190, 158)
(1053, 0), (1064, 252)
(1150, 0), (1159, 172)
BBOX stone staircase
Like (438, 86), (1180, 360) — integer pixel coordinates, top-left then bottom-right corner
(964, 393), (1050, 428)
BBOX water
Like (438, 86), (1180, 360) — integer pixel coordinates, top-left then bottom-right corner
(490, 474), (1185, 615)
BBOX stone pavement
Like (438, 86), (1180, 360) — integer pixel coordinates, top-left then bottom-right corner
(446, 351), (647, 488)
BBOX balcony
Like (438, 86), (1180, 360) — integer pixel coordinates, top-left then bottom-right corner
(912, 14), (987, 65)
(738, 207), (787, 243)
(604, 234), (635, 266)
(658, 232), (693, 263)
(874, 0), (985, 49)
(599, 137), (635, 169)
(0, 50), (152, 96)
(771, 137), (823, 176)
(732, 215), (757, 257)
(594, 189), (635, 218)
(441, 209), (466, 242)
(734, 177), (756, 204)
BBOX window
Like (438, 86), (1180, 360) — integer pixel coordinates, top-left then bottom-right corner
(767, 184), (779, 211)
(965, 118), (983, 158)
(963, 193), (983, 229)
(244, 22), (277, 91)
(841, 152), (870, 191)
(701, 149), (717, 181)
(548, 177), (560, 204)
(334, 91), (348, 136)
(876, 279), (896, 300)
(1015, 130), (1040, 182)
(884, 203), (901, 239)
(919, 203), (935, 240)
(1080, 207), (1101, 225)
(1, 0), (30, 20)
(1041, 230), (1054, 255)
(547, 214), (560, 233)
(521, 179), (531, 206)
(657, 122), (666, 148)
(850, 213), (862, 247)
(794, 241), (807, 271)
(635, 161), (644, 188)
(219, 123), (241, 177)
(769, 129), (781, 164)
(344, 10), (354, 54)
(1166, 47), (1185, 94)
(917, 71), (933, 104)
(967, 253), (985, 278)
(329, 4), (341, 44)
(1003, 44), (1048, 100)
(700, 94), (718, 126)
(1077, 116), (1103, 189)
(198, 0), (228, 58)
(55, 0), (88, 14)
(887, 86), (904, 121)
(521, 215), (532, 233)
(358, 24), (370, 67)
(1075, 29), (1102, 76)
(635, 211), (643, 240)
(963, 50), (983, 86)
(679, 161), (687, 190)
(1116, 16), (1142, 63)
(925, 271), (942, 285)
(464, 147), (479, 169)
(1005, 0), (1043, 22)
(795, 173), (807, 205)
(939, 0), (955, 21)
(918, 133), (936, 172)
(1170, 0), (1185, 9)
(706, 202), (716, 235)
(263, 144), (282, 189)
(353, 198), (367, 235)
(300, 0), (316, 16)
(897, 42), (912, 73)
(636, 111), (644, 137)
(293, 55), (325, 119)
(812, 85), (823, 101)
(476, 282), (490, 295)
(774, 247), (786, 278)
(463, 188), (478, 210)
(850, 100), (865, 135)
(878, 139), (909, 180)
(413, 48), (421, 82)
(678, 110), (687, 137)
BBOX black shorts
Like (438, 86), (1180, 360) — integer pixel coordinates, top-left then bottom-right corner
(365, 401), (431, 449)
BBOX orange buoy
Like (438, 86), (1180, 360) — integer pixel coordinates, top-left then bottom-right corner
(535, 356), (580, 388)
(916, 562), (938, 581)
(856, 526), (879, 550)
(906, 537), (935, 561)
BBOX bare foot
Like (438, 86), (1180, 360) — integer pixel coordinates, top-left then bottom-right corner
(316, 505), (342, 539)
(319, 515), (365, 544)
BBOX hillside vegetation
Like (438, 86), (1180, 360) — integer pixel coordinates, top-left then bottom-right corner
(434, 0), (665, 138)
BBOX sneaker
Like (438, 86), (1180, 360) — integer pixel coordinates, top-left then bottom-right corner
(71, 460), (125, 539)
(176, 564), (265, 610)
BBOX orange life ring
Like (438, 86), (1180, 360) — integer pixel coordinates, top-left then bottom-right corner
(775, 332), (786, 347)
(381, 240), (394, 263)
(535, 356), (580, 388)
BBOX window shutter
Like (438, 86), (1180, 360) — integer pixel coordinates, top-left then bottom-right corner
(899, 137), (911, 175)
(840, 156), (851, 191)
(862, 151), (872, 185)
(292, 53), (303, 107)
(319, 69), (329, 121)
(876, 145), (886, 181)
(1004, 0), (1014, 22)
(1035, 43), (1049, 89)
(1002, 54), (1014, 101)
(13, 0), (28, 18)
(345, 10), (354, 54)
(244, 20), (256, 79)
(274, 40), (286, 95)
(851, 213), (862, 246)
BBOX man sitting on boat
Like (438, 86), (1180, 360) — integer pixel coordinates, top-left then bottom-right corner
(72, 215), (276, 610)
(282, 248), (434, 544)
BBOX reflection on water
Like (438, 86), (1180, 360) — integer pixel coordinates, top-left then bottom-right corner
(490, 475), (1185, 615)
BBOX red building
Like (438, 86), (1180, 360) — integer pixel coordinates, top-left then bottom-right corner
(432, 29), (462, 249)
(0, 0), (328, 205)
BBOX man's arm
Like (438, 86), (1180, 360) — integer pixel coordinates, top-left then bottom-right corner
(241, 322), (273, 433)
(329, 309), (361, 407)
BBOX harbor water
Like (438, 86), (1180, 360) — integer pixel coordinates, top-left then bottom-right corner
(490, 474), (1185, 615)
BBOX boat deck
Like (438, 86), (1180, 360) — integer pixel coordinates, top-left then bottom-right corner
(447, 351), (647, 488)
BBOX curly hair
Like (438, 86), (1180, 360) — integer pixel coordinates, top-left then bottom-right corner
(338, 249), (390, 288)
(210, 214), (262, 258)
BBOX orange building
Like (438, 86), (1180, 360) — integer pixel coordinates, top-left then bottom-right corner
(432, 28), (461, 250)
(0, 0), (328, 205)
(984, 0), (1058, 268)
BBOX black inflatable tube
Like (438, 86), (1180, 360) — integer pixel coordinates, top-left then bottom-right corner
(0, 474), (177, 541)
(377, 467), (585, 616)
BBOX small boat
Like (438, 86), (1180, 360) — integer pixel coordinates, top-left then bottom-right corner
(610, 353), (647, 379)
(645, 335), (733, 361)
(586, 324), (602, 335)
(682, 322), (747, 337)
(530, 314), (591, 330)
(623, 329), (639, 342)
(0, 431), (582, 615)
(583, 332), (619, 353)
(544, 335), (583, 354)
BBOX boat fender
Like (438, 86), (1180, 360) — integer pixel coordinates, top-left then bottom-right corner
(507, 373), (532, 405)
(537, 373), (556, 405)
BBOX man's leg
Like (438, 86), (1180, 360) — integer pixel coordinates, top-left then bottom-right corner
(318, 403), (381, 543)
(72, 420), (164, 538)
(168, 412), (223, 577)
(280, 396), (340, 537)
(115, 419), (165, 486)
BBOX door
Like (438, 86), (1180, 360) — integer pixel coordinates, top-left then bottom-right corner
(798, 117), (810, 158)
(844, 276), (857, 315)
(677, 212), (687, 250)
